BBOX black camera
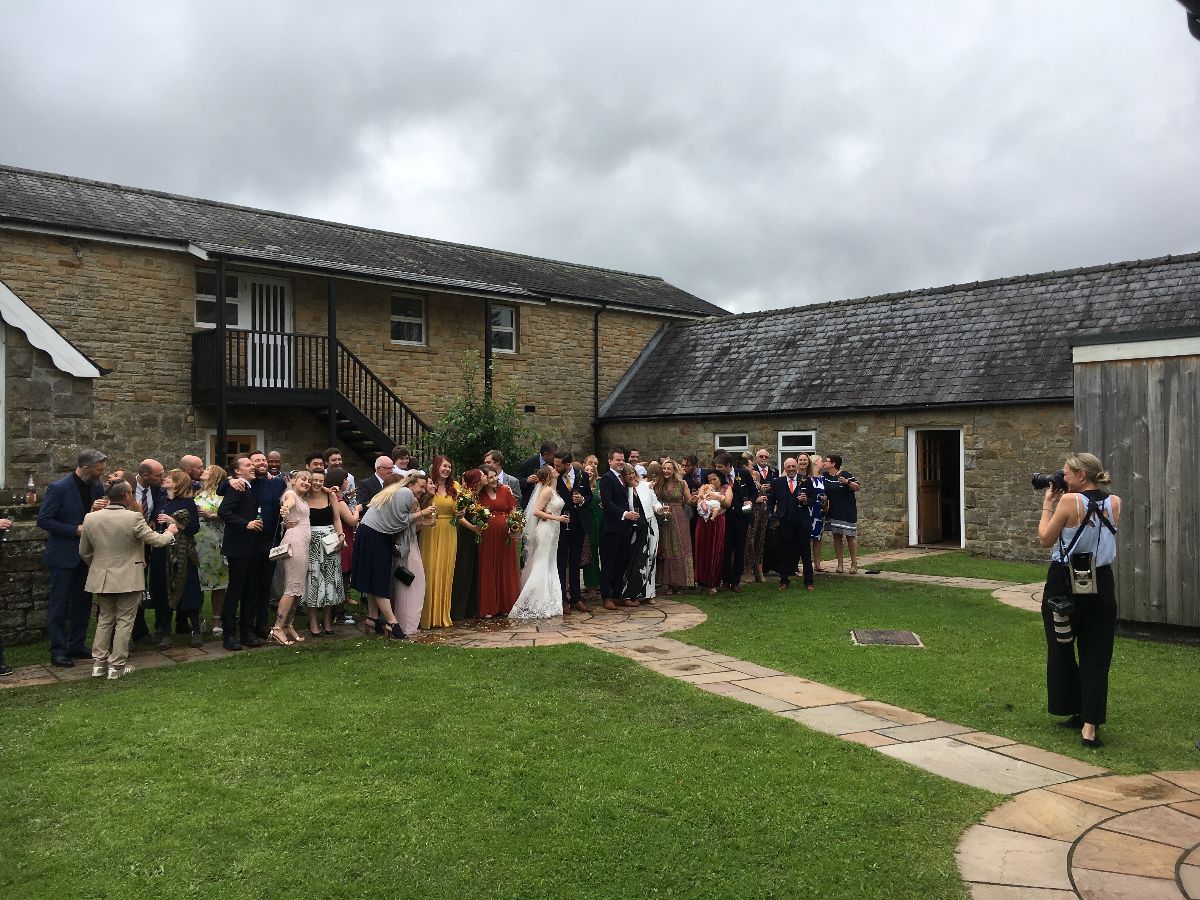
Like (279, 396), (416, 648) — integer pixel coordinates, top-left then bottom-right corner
(1031, 470), (1067, 491)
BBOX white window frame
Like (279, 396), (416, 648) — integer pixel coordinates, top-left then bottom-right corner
(390, 292), (427, 346)
(776, 431), (816, 469)
(906, 426), (966, 550)
(204, 429), (267, 467)
(714, 433), (749, 453)
(193, 269), (246, 330)
(490, 303), (518, 354)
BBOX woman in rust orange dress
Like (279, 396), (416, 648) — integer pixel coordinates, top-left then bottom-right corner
(476, 466), (520, 618)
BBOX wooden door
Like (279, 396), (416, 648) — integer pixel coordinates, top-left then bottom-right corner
(247, 277), (293, 387)
(916, 432), (943, 543)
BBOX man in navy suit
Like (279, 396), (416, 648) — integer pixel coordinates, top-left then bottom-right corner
(218, 455), (266, 649)
(219, 450), (286, 637)
(766, 457), (820, 591)
(552, 450), (592, 614)
(713, 451), (758, 592)
(599, 448), (639, 609)
(37, 448), (108, 667)
(515, 440), (558, 507)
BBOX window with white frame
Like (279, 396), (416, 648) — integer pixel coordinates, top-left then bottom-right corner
(777, 431), (817, 468)
(390, 293), (426, 345)
(490, 304), (517, 353)
(194, 270), (242, 328)
(714, 433), (749, 453)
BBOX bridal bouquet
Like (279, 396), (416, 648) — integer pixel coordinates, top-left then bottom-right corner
(455, 493), (492, 543)
(506, 509), (526, 544)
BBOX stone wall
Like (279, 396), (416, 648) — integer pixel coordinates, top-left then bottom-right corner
(1, 230), (678, 486)
(600, 402), (1075, 561)
(0, 513), (48, 644)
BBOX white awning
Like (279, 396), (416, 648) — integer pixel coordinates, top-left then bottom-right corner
(0, 279), (104, 378)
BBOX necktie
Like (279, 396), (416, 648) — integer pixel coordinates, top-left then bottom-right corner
(142, 486), (153, 523)
(789, 477), (795, 495)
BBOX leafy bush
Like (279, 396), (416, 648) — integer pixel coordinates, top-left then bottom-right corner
(433, 352), (538, 472)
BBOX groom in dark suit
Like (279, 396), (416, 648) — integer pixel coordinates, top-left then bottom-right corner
(598, 448), (637, 609)
(516, 440), (558, 507)
(552, 450), (592, 614)
(766, 457), (819, 591)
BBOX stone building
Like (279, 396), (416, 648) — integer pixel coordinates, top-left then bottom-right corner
(0, 165), (726, 488)
(598, 253), (1200, 561)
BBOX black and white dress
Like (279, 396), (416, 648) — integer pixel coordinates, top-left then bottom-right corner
(304, 504), (343, 608)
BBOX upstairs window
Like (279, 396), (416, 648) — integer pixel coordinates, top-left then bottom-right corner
(490, 304), (517, 353)
(194, 271), (241, 328)
(390, 293), (426, 345)
(714, 433), (749, 453)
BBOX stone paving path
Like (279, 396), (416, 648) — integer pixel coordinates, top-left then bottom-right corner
(3, 554), (1194, 899)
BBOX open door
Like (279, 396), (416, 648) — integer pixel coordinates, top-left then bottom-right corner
(909, 428), (963, 547)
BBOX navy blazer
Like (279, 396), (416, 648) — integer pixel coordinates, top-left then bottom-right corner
(218, 483), (266, 559)
(217, 475), (285, 542)
(599, 468), (632, 535)
(356, 473), (385, 511)
(38, 473), (104, 568)
(766, 475), (818, 528)
(555, 467), (592, 530)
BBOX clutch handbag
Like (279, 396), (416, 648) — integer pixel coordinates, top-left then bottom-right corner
(319, 531), (341, 555)
(268, 543), (292, 560)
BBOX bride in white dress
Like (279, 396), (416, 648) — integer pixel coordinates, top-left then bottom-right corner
(510, 465), (571, 620)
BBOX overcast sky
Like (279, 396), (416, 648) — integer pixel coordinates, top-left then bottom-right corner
(4, 2), (1199, 312)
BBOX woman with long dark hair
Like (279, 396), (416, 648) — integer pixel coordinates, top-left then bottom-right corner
(419, 454), (458, 628)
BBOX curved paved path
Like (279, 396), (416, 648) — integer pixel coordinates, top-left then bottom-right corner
(3, 562), (1195, 899)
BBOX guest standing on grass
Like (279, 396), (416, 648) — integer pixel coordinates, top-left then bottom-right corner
(352, 476), (428, 638)
(621, 465), (659, 605)
(599, 448), (636, 609)
(746, 449), (776, 583)
(38, 448), (108, 668)
(194, 465), (229, 637)
(822, 454), (861, 573)
(302, 470), (345, 638)
(477, 466), (521, 618)
(80, 480), (177, 680)
(270, 471), (313, 646)
(693, 471), (731, 594)
(218, 456), (266, 650)
(450, 468), (484, 621)
(807, 454), (828, 572)
(713, 451), (756, 592)
(1037, 452), (1121, 749)
(766, 458), (819, 592)
(655, 458), (694, 594)
(392, 471), (435, 637)
(160, 470), (203, 647)
(324, 467), (359, 626)
(419, 455), (458, 628)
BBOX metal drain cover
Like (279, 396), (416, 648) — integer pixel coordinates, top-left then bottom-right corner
(851, 629), (924, 647)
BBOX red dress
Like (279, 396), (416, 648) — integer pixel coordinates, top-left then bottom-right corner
(477, 486), (520, 616)
(694, 511), (726, 588)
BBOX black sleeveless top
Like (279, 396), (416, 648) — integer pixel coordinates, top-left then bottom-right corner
(309, 504), (334, 527)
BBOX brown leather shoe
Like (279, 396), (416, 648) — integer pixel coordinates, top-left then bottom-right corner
(603, 599), (618, 610)
(572, 601), (591, 613)
(778, 582), (790, 590)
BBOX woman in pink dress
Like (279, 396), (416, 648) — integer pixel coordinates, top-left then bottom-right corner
(270, 471), (313, 646)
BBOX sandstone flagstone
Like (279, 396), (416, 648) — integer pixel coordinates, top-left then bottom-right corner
(1047, 775), (1199, 812)
(841, 730), (901, 748)
(967, 887), (1075, 900)
(990, 743), (1109, 778)
(1157, 770), (1200, 793)
(955, 825), (1073, 890)
(880, 738), (1074, 794)
(694, 683), (799, 713)
(846, 699), (934, 725)
(1179, 864), (1200, 898)
(1100, 804), (1200, 848)
(1071, 828), (1184, 879)
(1070, 867), (1183, 900)
(957, 731), (1019, 749)
(677, 670), (756, 685)
(875, 720), (974, 742)
(738, 675), (864, 707)
(781, 704), (900, 735)
(982, 788), (1112, 841)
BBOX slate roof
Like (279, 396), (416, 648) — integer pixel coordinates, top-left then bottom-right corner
(0, 165), (727, 318)
(600, 253), (1200, 419)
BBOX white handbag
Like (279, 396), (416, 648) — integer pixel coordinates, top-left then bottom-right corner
(320, 532), (341, 555)
(268, 543), (292, 561)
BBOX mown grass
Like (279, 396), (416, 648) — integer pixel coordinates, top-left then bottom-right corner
(0, 640), (993, 899)
(875, 550), (1047, 584)
(671, 577), (1200, 774)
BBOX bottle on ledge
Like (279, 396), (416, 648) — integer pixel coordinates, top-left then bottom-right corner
(25, 474), (36, 505)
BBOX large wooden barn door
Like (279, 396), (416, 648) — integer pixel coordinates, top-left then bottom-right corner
(247, 277), (293, 388)
(916, 431), (943, 544)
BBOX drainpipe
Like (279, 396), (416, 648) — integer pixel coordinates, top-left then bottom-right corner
(591, 305), (604, 458)
(327, 277), (338, 444)
(483, 298), (494, 400)
(215, 255), (228, 465)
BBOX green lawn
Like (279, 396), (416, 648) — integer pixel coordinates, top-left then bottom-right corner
(875, 550), (1047, 584)
(0, 641), (991, 899)
(670, 578), (1200, 774)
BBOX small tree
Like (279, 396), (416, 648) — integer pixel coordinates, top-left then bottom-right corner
(433, 351), (538, 473)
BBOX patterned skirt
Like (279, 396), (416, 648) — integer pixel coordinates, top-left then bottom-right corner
(745, 502), (769, 572)
(304, 525), (344, 608)
(657, 504), (694, 588)
(196, 520), (229, 592)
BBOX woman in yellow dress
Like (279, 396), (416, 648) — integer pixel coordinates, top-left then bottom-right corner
(419, 454), (459, 628)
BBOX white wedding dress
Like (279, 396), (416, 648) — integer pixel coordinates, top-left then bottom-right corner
(510, 489), (564, 619)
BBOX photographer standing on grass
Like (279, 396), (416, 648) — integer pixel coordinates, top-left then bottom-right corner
(1036, 452), (1121, 749)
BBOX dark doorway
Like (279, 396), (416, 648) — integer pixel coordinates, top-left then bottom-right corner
(915, 430), (961, 546)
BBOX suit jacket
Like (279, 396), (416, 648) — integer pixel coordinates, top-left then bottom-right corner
(132, 479), (166, 524)
(499, 471), (522, 504)
(514, 454), (547, 506)
(37, 473), (104, 568)
(726, 469), (759, 520)
(357, 473), (385, 511)
(216, 474), (285, 542)
(555, 466), (592, 531)
(79, 506), (175, 594)
(766, 475), (818, 528)
(599, 468), (633, 535)
(218, 481), (266, 559)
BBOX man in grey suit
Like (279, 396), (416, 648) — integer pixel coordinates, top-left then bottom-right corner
(79, 480), (178, 680)
(483, 450), (522, 504)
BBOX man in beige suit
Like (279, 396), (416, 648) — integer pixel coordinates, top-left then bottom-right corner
(80, 480), (178, 680)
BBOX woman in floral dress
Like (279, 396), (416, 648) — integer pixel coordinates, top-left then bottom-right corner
(194, 465), (229, 636)
(655, 458), (694, 594)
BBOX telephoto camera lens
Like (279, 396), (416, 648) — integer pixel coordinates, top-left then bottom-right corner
(1031, 471), (1068, 491)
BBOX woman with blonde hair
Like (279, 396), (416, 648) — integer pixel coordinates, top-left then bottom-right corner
(1037, 451), (1121, 748)
(270, 470), (313, 646)
(194, 464), (229, 636)
(390, 470), (436, 637)
(655, 458), (695, 594)
(352, 474), (431, 638)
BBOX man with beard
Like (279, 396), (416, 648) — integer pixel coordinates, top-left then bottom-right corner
(37, 448), (108, 667)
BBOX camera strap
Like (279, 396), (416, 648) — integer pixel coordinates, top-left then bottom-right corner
(1057, 495), (1116, 561)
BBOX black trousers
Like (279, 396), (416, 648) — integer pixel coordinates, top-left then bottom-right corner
(47, 562), (92, 657)
(254, 559), (276, 632)
(225, 555), (266, 638)
(722, 512), (748, 587)
(599, 528), (631, 599)
(774, 521), (814, 586)
(1041, 563), (1117, 725)
(557, 524), (584, 604)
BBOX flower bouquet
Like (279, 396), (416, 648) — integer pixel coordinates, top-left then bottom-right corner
(456, 493), (492, 543)
(506, 508), (526, 545)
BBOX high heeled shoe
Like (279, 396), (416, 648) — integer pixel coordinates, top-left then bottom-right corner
(267, 627), (294, 647)
(387, 621), (406, 639)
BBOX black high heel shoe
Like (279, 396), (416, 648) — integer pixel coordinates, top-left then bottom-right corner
(1081, 724), (1103, 748)
(388, 622), (406, 640)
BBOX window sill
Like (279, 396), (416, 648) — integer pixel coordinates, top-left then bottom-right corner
(383, 343), (434, 354)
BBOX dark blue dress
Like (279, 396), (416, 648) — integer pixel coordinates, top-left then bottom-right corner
(149, 497), (203, 611)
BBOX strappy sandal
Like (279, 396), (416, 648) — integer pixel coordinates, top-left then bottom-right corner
(835, 564), (844, 574)
(267, 627), (294, 647)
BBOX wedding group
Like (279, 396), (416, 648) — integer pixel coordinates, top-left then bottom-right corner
(29, 438), (863, 677)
